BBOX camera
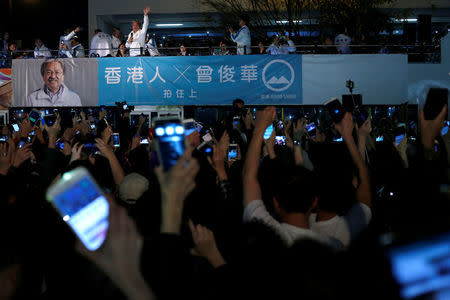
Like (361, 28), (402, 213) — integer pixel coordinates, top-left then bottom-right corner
(116, 101), (135, 112)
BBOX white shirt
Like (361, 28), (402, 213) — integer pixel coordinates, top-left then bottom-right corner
(231, 25), (251, 55)
(266, 40), (296, 55)
(27, 83), (82, 107)
(90, 32), (112, 57)
(59, 31), (76, 51)
(334, 33), (352, 54)
(309, 203), (372, 247)
(146, 38), (160, 56)
(126, 15), (149, 57)
(243, 200), (343, 250)
(111, 35), (121, 57)
(72, 44), (85, 58)
(34, 45), (52, 58)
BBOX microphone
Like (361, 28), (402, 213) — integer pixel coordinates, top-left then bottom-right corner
(131, 32), (134, 37)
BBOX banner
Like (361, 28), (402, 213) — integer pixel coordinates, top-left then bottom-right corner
(12, 58), (98, 107)
(0, 69), (12, 109)
(98, 55), (302, 106)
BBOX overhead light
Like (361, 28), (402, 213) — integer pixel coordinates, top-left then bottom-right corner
(156, 23), (183, 27)
(276, 20), (302, 24)
(394, 18), (417, 23)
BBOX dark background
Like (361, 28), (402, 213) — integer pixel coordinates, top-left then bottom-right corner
(0, 0), (88, 51)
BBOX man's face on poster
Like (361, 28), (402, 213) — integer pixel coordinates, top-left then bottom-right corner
(43, 62), (64, 92)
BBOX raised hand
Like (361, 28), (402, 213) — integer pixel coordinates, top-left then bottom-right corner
(0, 142), (12, 175)
(419, 105), (447, 149)
(188, 220), (226, 268)
(12, 144), (33, 168)
(143, 6), (151, 16)
(69, 143), (84, 164)
(255, 106), (276, 133)
(334, 112), (354, 140)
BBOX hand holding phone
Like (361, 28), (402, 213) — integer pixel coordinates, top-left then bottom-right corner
(325, 98), (346, 124)
(228, 144), (238, 161)
(46, 167), (109, 251)
(112, 133), (120, 147)
(263, 124), (274, 140)
(154, 118), (185, 171)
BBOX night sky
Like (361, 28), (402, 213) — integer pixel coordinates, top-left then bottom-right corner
(0, 0), (88, 50)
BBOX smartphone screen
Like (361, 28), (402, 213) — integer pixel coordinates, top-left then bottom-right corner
(233, 116), (240, 126)
(112, 133), (120, 147)
(325, 98), (345, 123)
(140, 137), (149, 144)
(264, 124), (274, 140)
(202, 132), (212, 142)
(395, 134), (405, 147)
(306, 123), (316, 138)
(182, 119), (196, 136)
(333, 136), (343, 142)
(0, 135), (8, 142)
(376, 136), (384, 142)
(12, 123), (19, 132)
(275, 136), (286, 145)
(154, 118), (185, 171)
(29, 109), (41, 127)
(228, 144), (238, 160)
(46, 167), (109, 251)
(44, 114), (57, 127)
(441, 121), (450, 136)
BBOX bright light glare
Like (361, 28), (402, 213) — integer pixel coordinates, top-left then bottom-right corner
(156, 24), (183, 27)
(63, 172), (72, 181)
(165, 126), (175, 135)
(175, 126), (185, 135)
(156, 127), (165, 136)
(63, 215), (70, 222)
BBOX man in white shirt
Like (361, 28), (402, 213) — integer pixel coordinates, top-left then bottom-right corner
(59, 27), (81, 56)
(34, 38), (52, 58)
(126, 6), (151, 57)
(335, 32), (352, 54)
(71, 37), (85, 58)
(27, 59), (81, 107)
(308, 113), (372, 247)
(111, 27), (121, 57)
(266, 35), (296, 55)
(242, 106), (343, 250)
(89, 29), (112, 57)
(229, 14), (252, 55)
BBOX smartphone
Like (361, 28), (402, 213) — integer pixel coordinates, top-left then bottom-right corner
(306, 123), (316, 138)
(275, 136), (286, 145)
(140, 136), (149, 145)
(423, 88), (448, 120)
(46, 167), (109, 251)
(441, 121), (450, 136)
(233, 116), (240, 126)
(395, 134), (405, 147)
(332, 136), (343, 142)
(28, 131), (35, 136)
(0, 135), (8, 142)
(90, 124), (96, 130)
(56, 140), (65, 150)
(228, 144), (238, 161)
(355, 109), (369, 127)
(112, 133), (120, 147)
(83, 143), (100, 155)
(44, 114), (57, 127)
(202, 132), (213, 142)
(324, 98), (345, 123)
(264, 124), (274, 140)
(154, 118), (185, 171)
(197, 141), (213, 156)
(11, 123), (19, 132)
(182, 118), (196, 136)
(29, 109), (41, 127)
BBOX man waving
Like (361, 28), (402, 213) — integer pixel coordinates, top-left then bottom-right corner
(126, 6), (151, 57)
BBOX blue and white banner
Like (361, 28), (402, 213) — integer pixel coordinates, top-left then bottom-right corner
(98, 55), (302, 106)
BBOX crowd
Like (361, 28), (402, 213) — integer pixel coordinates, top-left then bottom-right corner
(0, 90), (448, 299)
(1, 5), (445, 67)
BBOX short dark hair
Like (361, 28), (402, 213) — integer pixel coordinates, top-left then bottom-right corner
(275, 167), (318, 214)
(232, 98), (245, 107)
(40, 59), (65, 77)
(94, 29), (102, 34)
(240, 14), (250, 24)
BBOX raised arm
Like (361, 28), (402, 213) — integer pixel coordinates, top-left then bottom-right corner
(242, 106), (276, 207)
(95, 138), (125, 187)
(62, 27), (80, 42)
(335, 112), (372, 207)
(141, 6), (150, 37)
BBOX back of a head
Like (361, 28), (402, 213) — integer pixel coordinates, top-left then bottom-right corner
(275, 166), (318, 214)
